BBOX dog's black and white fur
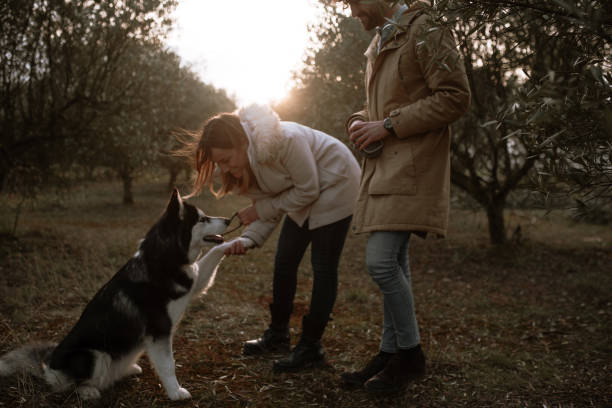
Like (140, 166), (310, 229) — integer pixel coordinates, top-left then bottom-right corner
(0, 189), (253, 400)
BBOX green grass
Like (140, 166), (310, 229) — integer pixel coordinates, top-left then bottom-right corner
(0, 180), (610, 407)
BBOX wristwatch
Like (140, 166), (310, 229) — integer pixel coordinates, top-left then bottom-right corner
(383, 117), (396, 137)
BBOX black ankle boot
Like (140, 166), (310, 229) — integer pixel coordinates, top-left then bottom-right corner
(243, 327), (290, 356)
(365, 344), (426, 394)
(272, 339), (325, 372)
(273, 315), (327, 372)
(243, 303), (291, 356)
(340, 351), (395, 388)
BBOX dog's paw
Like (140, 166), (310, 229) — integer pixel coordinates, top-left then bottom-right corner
(224, 237), (255, 249)
(168, 387), (192, 400)
(238, 237), (256, 249)
(215, 237), (255, 253)
(126, 363), (142, 376)
(77, 385), (101, 400)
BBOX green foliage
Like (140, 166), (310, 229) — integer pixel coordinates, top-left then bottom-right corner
(0, 0), (176, 193)
(275, 3), (371, 139)
(85, 42), (234, 203)
(431, 0), (611, 223)
(0, 0), (235, 209)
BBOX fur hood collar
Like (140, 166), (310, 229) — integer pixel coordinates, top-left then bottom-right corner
(237, 104), (284, 164)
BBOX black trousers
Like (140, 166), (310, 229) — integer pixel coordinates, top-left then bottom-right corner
(272, 215), (352, 326)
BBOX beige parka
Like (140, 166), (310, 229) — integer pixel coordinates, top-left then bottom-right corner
(346, 2), (471, 237)
(238, 104), (361, 246)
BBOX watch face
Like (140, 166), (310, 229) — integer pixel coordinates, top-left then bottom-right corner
(384, 117), (393, 130)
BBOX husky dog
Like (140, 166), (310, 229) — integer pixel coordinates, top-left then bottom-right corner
(0, 189), (253, 400)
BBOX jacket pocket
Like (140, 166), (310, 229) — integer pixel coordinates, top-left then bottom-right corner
(368, 144), (417, 195)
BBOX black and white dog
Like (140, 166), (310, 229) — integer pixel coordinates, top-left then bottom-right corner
(0, 189), (252, 400)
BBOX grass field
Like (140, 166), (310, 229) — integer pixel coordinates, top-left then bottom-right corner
(0, 180), (610, 407)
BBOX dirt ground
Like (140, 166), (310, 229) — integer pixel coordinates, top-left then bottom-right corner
(1, 182), (610, 407)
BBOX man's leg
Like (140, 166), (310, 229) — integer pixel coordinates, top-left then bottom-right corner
(364, 231), (425, 393)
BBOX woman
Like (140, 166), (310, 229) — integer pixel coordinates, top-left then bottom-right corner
(186, 104), (360, 372)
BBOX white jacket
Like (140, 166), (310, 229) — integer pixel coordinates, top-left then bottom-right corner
(237, 104), (361, 246)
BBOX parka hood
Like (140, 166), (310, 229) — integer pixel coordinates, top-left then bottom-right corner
(237, 104), (284, 164)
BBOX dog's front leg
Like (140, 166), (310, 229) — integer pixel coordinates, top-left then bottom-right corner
(146, 337), (191, 400)
(192, 245), (226, 293)
(193, 238), (255, 293)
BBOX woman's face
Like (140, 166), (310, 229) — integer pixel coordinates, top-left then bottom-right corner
(209, 146), (248, 179)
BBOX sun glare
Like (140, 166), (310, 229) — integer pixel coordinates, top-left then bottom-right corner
(167, 0), (319, 106)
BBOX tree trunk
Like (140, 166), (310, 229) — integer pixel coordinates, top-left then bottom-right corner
(486, 201), (507, 245)
(121, 172), (134, 205)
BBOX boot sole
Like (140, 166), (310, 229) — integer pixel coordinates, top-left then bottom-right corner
(242, 344), (290, 356)
(340, 378), (367, 389)
(340, 372), (371, 389)
(364, 372), (425, 395)
(272, 357), (327, 373)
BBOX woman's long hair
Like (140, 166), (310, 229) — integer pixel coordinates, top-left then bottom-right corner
(175, 113), (252, 198)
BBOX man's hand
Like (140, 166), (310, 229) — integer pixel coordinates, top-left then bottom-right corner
(237, 204), (259, 226)
(349, 120), (389, 150)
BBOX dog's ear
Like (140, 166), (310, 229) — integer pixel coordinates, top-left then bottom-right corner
(166, 188), (184, 220)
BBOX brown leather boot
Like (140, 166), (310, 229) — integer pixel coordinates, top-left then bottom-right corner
(365, 345), (426, 394)
(340, 351), (395, 388)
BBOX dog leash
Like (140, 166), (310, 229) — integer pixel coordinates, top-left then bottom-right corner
(222, 212), (243, 236)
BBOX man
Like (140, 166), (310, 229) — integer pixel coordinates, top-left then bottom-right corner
(340, 0), (471, 395)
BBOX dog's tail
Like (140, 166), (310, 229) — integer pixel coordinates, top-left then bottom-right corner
(0, 342), (56, 378)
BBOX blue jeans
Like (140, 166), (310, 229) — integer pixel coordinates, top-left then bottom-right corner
(366, 231), (420, 352)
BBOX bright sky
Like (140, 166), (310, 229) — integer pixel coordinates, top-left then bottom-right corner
(166, 0), (321, 106)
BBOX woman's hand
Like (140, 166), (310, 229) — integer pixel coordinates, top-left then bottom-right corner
(223, 237), (255, 256)
(224, 239), (248, 255)
(238, 204), (259, 226)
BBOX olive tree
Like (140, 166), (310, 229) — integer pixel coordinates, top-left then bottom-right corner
(0, 0), (177, 196)
(92, 42), (235, 203)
